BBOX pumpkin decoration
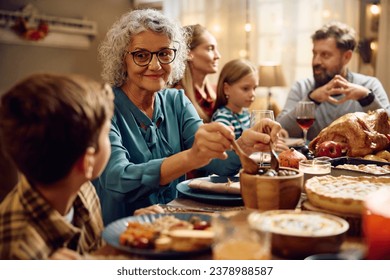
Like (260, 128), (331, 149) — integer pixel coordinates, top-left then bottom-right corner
(278, 148), (307, 169)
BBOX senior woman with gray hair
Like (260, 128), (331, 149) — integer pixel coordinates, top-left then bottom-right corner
(95, 9), (282, 225)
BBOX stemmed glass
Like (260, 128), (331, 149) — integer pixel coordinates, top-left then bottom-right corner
(250, 110), (275, 166)
(295, 101), (316, 145)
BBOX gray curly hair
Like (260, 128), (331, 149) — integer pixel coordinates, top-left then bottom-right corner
(98, 9), (188, 87)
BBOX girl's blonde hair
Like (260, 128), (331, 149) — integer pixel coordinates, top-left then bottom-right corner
(214, 59), (258, 112)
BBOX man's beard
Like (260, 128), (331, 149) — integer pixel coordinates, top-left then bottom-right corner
(313, 66), (336, 88)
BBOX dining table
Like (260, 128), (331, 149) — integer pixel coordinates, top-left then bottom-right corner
(93, 191), (367, 260)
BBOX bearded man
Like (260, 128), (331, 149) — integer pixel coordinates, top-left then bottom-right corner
(277, 21), (390, 141)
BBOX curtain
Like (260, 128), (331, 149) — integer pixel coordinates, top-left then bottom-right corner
(376, 0), (390, 96)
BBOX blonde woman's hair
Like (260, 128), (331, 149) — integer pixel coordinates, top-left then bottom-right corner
(214, 59), (258, 112)
(179, 24), (216, 122)
(98, 9), (188, 87)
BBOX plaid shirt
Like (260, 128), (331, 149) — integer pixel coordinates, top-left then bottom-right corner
(0, 176), (104, 259)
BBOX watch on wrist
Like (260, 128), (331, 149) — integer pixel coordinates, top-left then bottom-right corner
(358, 90), (375, 107)
(308, 91), (320, 105)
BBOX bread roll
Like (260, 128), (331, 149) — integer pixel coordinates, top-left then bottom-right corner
(168, 229), (214, 252)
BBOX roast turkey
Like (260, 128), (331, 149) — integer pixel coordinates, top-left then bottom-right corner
(309, 109), (390, 157)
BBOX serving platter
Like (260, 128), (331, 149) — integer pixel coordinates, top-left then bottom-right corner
(330, 156), (390, 177)
(102, 213), (212, 258)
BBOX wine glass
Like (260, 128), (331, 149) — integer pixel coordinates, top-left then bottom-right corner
(295, 101), (315, 145)
(250, 110), (274, 166)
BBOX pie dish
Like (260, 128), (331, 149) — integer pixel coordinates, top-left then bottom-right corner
(249, 210), (348, 237)
(305, 175), (390, 215)
(248, 210), (349, 259)
(301, 200), (362, 236)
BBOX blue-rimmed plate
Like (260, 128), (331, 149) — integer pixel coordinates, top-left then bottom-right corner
(102, 213), (212, 258)
(176, 176), (243, 205)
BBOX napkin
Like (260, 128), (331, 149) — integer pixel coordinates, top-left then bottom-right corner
(187, 179), (240, 194)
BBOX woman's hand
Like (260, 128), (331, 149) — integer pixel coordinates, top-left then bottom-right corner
(134, 204), (165, 216)
(160, 122), (235, 185)
(188, 122), (235, 167)
(237, 118), (282, 155)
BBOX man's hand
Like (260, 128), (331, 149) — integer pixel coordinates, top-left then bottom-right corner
(310, 75), (370, 104)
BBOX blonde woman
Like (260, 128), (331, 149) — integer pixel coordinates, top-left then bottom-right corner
(175, 24), (221, 122)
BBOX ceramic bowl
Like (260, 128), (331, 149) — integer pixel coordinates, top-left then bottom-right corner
(240, 167), (303, 211)
(248, 210), (349, 259)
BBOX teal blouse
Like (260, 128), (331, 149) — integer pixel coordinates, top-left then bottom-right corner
(94, 87), (241, 225)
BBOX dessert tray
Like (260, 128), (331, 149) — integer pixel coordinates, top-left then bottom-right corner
(330, 156), (390, 176)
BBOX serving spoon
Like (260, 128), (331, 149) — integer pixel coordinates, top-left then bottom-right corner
(231, 140), (258, 175)
(266, 126), (280, 172)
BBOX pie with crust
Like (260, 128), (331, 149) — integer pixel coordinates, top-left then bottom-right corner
(305, 175), (390, 215)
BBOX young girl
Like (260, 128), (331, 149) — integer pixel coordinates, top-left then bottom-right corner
(212, 59), (258, 139)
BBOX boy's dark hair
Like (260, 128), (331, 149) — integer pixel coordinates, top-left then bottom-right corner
(311, 21), (357, 52)
(0, 73), (113, 185)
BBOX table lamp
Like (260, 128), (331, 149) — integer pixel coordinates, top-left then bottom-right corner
(258, 64), (286, 110)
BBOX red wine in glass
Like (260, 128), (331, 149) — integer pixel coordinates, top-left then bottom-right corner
(296, 117), (315, 130)
(296, 101), (316, 144)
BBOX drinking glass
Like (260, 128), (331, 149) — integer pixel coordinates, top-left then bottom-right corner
(212, 211), (271, 260)
(250, 110), (274, 166)
(295, 101), (315, 145)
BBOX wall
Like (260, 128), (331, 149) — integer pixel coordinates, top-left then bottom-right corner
(0, 0), (133, 94)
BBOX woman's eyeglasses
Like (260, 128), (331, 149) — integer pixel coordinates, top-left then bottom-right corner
(126, 48), (177, 67)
